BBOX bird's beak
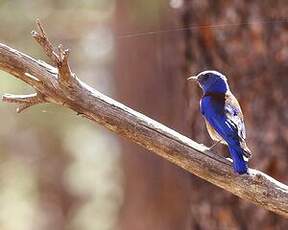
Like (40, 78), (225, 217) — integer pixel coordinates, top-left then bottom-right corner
(187, 75), (198, 81)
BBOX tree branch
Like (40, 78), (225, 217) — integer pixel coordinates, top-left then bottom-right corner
(1, 21), (288, 217)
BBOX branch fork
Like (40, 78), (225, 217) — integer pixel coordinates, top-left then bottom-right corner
(32, 19), (73, 82)
(3, 19), (75, 113)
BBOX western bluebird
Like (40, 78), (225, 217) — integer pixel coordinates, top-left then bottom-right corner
(187, 70), (251, 174)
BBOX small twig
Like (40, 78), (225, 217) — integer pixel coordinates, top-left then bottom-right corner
(57, 44), (73, 82)
(2, 93), (45, 113)
(31, 19), (59, 64)
(32, 19), (73, 82)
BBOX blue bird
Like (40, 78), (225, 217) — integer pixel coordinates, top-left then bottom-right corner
(187, 70), (251, 174)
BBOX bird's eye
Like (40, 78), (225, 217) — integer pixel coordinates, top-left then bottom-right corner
(201, 74), (209, 81)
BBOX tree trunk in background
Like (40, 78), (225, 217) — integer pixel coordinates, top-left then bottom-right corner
(114, 1), (193, 230)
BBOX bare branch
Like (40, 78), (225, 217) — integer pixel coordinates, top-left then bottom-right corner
(0, 21), (288, 217)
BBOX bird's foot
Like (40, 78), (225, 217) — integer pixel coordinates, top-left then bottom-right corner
(225, 157), (233, 162)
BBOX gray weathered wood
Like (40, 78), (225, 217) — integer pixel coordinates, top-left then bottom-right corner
(0, 21), (288, 218)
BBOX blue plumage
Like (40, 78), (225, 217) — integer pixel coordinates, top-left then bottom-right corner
(188, 70), (251, 174)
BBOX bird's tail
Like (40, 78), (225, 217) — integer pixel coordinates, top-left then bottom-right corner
(228, 144), (248, 174)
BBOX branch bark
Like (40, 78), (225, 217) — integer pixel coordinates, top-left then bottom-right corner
(1, 21), (288, 217)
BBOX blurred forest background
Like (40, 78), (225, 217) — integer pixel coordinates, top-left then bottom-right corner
(0, 0), (288, 229)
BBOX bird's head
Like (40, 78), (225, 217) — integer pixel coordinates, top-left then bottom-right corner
(187, 70), (229, 94)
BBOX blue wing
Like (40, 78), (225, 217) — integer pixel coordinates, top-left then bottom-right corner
(200, 94), (236, 143)
(224, 93), (251, 157)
